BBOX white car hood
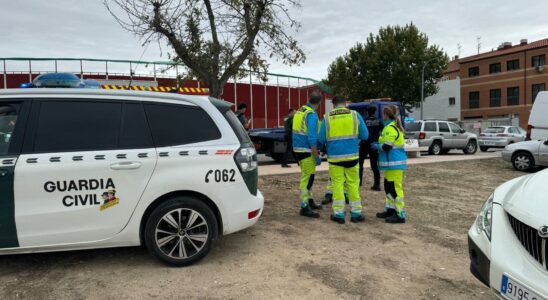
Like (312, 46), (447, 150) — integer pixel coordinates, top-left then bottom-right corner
(497, 169), (548, 229)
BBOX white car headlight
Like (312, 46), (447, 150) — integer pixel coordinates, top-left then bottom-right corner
(476, 193), (494, 240)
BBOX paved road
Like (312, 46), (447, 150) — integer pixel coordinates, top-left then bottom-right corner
(258, 149), (502, 176)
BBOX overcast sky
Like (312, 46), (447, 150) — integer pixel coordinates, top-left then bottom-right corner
(1, 0), (548, 80)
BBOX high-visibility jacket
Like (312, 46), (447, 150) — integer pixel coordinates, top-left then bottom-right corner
(378, 120), (407, 170)
(292, 105), (319, 153)
(318, 107), (368, 162)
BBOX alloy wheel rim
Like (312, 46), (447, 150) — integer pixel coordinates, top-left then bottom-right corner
(155, 208), (209, 260)
(515, 156), (530, 170)
(433, 144), (441, 154)
(467, 143), (476, 152)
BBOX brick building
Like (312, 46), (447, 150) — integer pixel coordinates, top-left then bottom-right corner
(459, 38), (548, 128)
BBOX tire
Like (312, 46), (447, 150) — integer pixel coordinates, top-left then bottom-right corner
(463, 140), (478, 155)
(144, 197), (218, 267)
(512, 152), (535, 172)
(429, 141), (442, 155)
(480, 147), (489, 152)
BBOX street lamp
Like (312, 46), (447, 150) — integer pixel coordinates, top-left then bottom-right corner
(420, 59), (434, 120)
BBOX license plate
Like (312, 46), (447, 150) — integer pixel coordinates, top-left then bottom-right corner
(484, 142), (496, 146)
(501, 274), (546, 300)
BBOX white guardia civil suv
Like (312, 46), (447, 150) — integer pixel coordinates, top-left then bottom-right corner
(0, 87), (263, 266)
(468, 170), (548, 299)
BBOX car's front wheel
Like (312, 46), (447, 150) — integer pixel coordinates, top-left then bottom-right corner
(512, 152), (535, 172)
(463, 140), (478, 154)
(145, 197), (218, 267)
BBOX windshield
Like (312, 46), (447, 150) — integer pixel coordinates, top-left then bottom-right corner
(484, 127), (505, 133)
(405, 122), (422, 132)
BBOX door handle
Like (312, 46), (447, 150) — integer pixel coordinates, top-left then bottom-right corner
(110, 162), (142, 170)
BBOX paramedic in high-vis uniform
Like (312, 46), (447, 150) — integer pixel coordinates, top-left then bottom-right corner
(319, 96), (368, 224)
(292, 92), (323, 218)
(375, 105), (407, 224)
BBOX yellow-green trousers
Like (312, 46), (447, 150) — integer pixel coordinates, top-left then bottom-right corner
(383, 169), (406, 218)
(328, 163), (362, 218)
(299, 156), (316, 208)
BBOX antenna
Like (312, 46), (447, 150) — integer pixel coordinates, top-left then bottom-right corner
(476, 37), (481, 55)
(457, 42), (462, 57)
(128, 41), (150, 89)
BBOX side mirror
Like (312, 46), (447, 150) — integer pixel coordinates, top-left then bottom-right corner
(460, 129), (466, 134)
(544, 140), (548, 146)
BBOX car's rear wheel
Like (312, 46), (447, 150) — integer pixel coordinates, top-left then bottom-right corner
(463, 140), (478, 154)
(429, 141), (442, 155)
(480, 147), (489, 152)
(145, 197), (218, 267)
(512, 152), (535, 172)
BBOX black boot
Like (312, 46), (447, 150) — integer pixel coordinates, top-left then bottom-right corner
(376, 208), (396, 219)
(386, 214), (406, 224)
(330, 214), (345, 224)
(308, 198), (322, 210)
(300, 206), (320, 218)
(322, 193), (333, 205)
(351, 215), (366, 223)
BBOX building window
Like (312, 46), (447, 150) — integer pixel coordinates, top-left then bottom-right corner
(507, 59), (520, 71)
(489, 63), (501, 74)
(532, 83), (545, 103)
(468, 66), (480, 77)
(532, 55), (546, 67)
(489, 89), (501, 107)
(507, 87), (520, 106)
(469, 91), (480, 109)
(448, 97), (456, 106)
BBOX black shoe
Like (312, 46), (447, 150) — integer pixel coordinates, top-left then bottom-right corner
(281, 164), (291, 168)
(322, 193), (333, 205)
(386, 214), (406, 224)
(371, 185), (381, 191)
(350, 215), (365, 223)
(330, 214), (345, 224)
(308, 198), (322, 210)
(376, 209), (396, 219)
(300, 206), (320, 218)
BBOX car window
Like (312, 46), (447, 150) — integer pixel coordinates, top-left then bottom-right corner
(449, 123), (462, 133)
(145, 103), (221, 147)
(33, 101), (122, 153)
(405, 122), (422, 132)
(484, 127), (505, 134)
(424, 122), (437, 132)
(0, 103), (20, 155)
(438, 122), (450, 133)
(119, 103), (154, 149)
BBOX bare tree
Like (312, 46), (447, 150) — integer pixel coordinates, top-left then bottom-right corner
(105, 0), (306, 97)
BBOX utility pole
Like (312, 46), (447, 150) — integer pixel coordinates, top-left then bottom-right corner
(420, 59), (434, 120)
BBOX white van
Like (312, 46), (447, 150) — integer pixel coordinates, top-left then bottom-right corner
(527, 91), (548, 140)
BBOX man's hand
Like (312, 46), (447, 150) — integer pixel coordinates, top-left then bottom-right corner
(311, 146), (319, 158)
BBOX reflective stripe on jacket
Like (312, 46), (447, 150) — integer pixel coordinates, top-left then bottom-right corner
(378, 120), (407, 170)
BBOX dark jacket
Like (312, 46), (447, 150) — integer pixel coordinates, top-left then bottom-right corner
(365, 115), (381, 144)
(284, 116), (293, 141)
(236, 110), (247, 128)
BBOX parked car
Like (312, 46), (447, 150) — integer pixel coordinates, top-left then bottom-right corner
(502, 139), (548, 172)
(0, 82), (264, 267)
(479, 126), (526, 152)
(468, 170), (548, 299)
(405, 120), (478, 155)
(527, 91), (548, 140)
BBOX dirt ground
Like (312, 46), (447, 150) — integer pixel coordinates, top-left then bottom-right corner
(0, 158), (526, 299)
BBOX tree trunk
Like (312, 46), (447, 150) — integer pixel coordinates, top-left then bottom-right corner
(208, 78), (223, 99)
